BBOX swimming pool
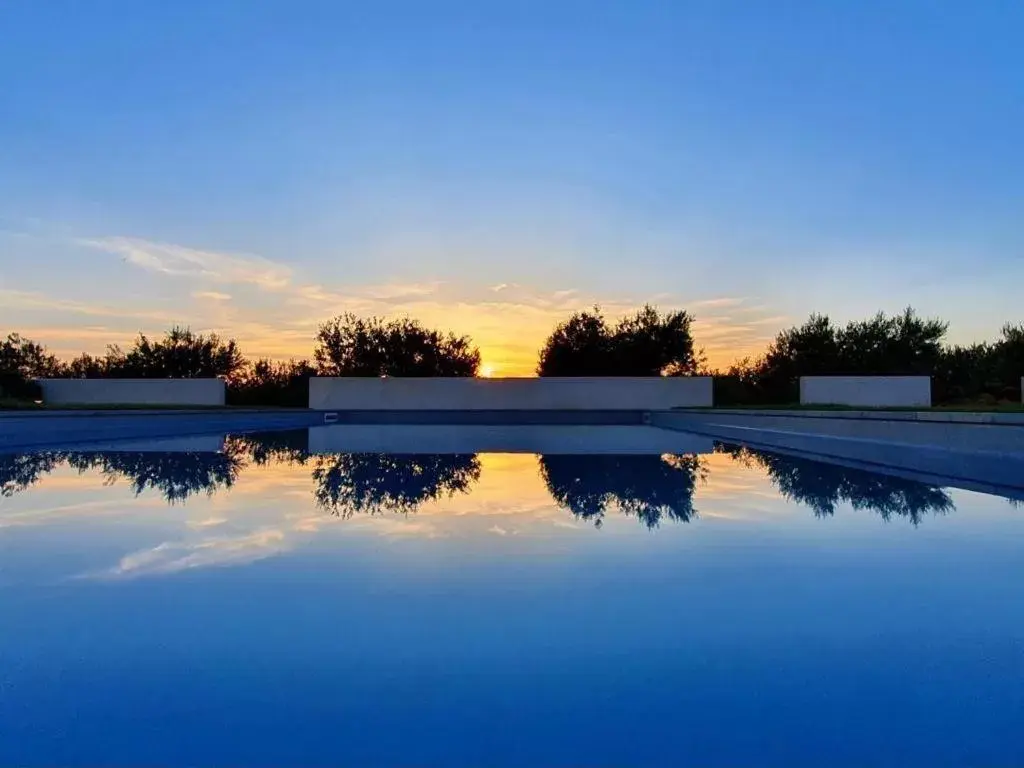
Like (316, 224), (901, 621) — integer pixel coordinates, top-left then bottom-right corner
(2, 425), (1022, 766)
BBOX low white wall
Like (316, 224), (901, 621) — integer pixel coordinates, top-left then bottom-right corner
(309, 376), (713, 410)
(800, 376), (931, 407)
(39, 378), (225, 406)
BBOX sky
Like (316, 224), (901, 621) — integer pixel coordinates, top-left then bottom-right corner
(1, 0), (1022, 375)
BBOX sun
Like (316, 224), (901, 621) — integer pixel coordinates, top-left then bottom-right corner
(479, 363), (498, 378)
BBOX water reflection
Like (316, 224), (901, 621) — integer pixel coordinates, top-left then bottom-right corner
(0, 452), (61, 497)
(227, 430), (311, 467)
(312, 453), (481, 517)
(2, 447), (244, 504)
(538, 454), (706, 528)
(4, 428), (1015, 524)
(68, 451), (244, 504)
(719, 444), (955, 524)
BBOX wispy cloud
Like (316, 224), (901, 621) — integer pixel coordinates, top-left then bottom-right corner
(79, 236), (293, 290)
(0, 287), (175, 322)
(192, 290), (232, 302)
(94, 529), (288, 578)
(691, 297), (746, 309)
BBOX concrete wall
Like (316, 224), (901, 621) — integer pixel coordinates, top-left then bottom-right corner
(309, 376), (713, 411)
(799, 376), (931, 407)
(39, 378), (226, 406)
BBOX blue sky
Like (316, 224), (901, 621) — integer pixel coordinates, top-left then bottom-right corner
(1, 0), (1021, 372)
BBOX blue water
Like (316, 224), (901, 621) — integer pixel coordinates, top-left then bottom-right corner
(1, 426), (1021, 767)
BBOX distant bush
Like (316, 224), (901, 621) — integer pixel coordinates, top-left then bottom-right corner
(227, 359), (315, 407)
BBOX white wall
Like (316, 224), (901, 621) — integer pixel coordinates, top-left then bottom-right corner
(309, 376), (713, 410)
(39, 378), (225, 406)
(800, 376), (931, 407)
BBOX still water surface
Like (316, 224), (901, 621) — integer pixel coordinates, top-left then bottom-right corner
(1, 426), (1021, 766)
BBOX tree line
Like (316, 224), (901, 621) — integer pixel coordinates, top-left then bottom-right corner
(2, 306), (1022, 405)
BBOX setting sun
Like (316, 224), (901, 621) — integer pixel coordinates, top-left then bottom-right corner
(479, 363), (498, 378)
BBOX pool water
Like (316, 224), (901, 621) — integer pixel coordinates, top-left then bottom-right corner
(1, 426), (1022, 766)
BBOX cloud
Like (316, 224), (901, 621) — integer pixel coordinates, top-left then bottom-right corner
(690, 297), (746, 309)
(192, 290), (232, 301)
(78, 236), (293, 290)
(0, 287), (175, 322)
(96, 528), (288, 578)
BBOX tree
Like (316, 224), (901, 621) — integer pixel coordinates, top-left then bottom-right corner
(315, 314), (480, 377)
(755, 314), (840, 401)
(993, 322), (1024, 400)
(535, 308), (612, 377)
(0, 332), (58, 399)
(106, 327), (245, 378)
(537, 305), (697, 376)
(835, 308), (947, 375)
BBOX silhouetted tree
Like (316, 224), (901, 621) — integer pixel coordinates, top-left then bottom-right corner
(59, 352), (109, 379)
(227, 358), (315, 407)
(315, 314), (480, 377)
(754, 314), (841, 402)
(835, 308), (947, 376)
(537, 305), (697, 376)
(93, 327), (245, 379)
(721, 445), (954, 524)
(535, 308), (614, 377)
(993, 322), (1024, 401)
(538, 453), (705, 528)
(1, 332), (58, 399)
(312, 452), (481, 517)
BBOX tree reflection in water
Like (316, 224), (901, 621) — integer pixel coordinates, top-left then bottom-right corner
(720, 444), (955, 523)
(10, 432), (1015, 521)
(0, 452), (62, 498)
(312, 453), (481, 518)
(63, 451), (246, 504)
(538, 453), (706, 528)
(225, 430), (310, 467)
